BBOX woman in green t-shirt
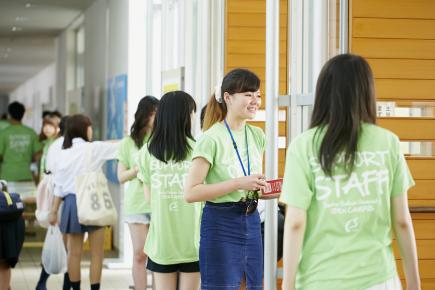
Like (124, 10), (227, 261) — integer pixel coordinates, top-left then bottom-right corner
(185, 68), (277, 290)
(280, 54), (421, 290)
(117, 96), (158, 290)
(137, 91), (201, 290)
(38, 118), (60, 179)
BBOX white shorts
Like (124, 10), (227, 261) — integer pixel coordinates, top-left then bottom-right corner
(124, 213), (151, 225)
(365, 275), (402, 290)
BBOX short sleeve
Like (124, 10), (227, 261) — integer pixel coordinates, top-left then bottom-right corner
(117, 138), (129, 167)
(32, 132), (43, 153)
(391, 141), (415, 197)
(0, 132), (4, 156)
(137, 146), (150, 186)
(279, 141), (314, 210)
(192, 134), (216, 166)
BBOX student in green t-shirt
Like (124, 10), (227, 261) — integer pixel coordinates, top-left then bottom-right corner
(38, 118), (60, 180)
(280, 54), (421, 290)
(137, 91), (201, 290)
(0, 113), (9, 131)
(117, 95), (158, 290)
(0, 101), (42, 182)
(185, 69), (278, 290)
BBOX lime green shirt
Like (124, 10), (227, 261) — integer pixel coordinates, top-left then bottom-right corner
(192, 122), (266, 203)
(0, 124), (42, 181)
(40, 138), (56, 177)
(137, 139), (201, 264)
(117, 136), (151, 215)
(279, 123), (415, 290)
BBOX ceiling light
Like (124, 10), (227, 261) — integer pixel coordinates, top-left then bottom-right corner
(11, 26), (23, 32)
(15, 16), (28, 22)
(25, 3), (32, 8)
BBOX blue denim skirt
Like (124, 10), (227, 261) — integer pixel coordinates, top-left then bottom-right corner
(59, 194), (100, 234)
(200, 201), (263, 290)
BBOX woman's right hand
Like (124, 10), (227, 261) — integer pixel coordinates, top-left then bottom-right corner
(236, 174), (267, 192)
(48, 211), (58, 225)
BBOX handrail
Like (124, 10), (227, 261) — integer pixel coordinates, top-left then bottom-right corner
(410, 207), (435, 213)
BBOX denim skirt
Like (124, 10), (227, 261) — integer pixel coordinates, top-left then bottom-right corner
(200, 201), (263, 290)
(59, 194), (100, 234)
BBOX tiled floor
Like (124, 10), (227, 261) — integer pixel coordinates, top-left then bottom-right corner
(10, 247), (152, 290)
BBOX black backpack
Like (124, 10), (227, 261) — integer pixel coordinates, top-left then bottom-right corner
(0, 180), (25, 222)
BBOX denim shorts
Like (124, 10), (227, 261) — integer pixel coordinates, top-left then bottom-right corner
(200, 201), (263, 290)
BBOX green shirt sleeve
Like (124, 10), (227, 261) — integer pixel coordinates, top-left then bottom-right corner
(0, 132), (4, 156)
(192, 134), (216, 166)
(137, 146), (150, 186)
(280, 141), (314, 210)
(117, 138), (129, 167)
(391, 138), (415, 197)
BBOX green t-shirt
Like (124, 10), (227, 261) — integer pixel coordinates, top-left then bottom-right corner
(192, 122), (266, 203)
(0, 124), (42, 181)
(137, 139), (201, 265)
(117, 136), (151, 215)
(279, 123), (415, 290)
(0, 120), (10, 131)
(40, 138), (56, 177)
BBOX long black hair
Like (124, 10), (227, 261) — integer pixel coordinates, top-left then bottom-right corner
(130, 96), (159, 148)
(310, 54), (377, 176)
(148, 91), (196, 163)
(203, 68), (260, 130)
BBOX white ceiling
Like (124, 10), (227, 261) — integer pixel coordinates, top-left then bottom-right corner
(0, 0), (95, 95)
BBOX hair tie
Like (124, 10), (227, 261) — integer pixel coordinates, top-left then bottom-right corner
(214, 84), (222, 103)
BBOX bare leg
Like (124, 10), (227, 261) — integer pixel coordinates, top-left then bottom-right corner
(128, 223), (149, 290)
(178, 272), (200, 290)
(67, 233), (84, 282)
(0, 261), (11, 290)
(88, 228), (105, 284)
(239, 275), (246, 290)
(153, 272), (178, 290)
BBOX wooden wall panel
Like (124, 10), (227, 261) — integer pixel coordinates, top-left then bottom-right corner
(352, 0), (435, 19)
(375, 79), (435, 101)
(377, 118), (435, 141)
(353, 18), (435, 39)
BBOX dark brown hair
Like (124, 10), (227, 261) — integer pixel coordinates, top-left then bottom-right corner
(203, 68), (260, 130)
(62, 114), (92, 149)
(310, 54), (377, 176)
(130, 96), (159, 148)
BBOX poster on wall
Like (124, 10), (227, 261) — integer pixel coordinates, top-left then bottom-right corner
(162, 67), (185, 94)
(106, 74), (128, 183)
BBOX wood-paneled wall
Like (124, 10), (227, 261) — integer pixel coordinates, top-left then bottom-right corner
(351, 0), (435, 288)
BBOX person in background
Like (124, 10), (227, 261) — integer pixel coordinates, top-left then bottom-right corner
(48, 114), (119, 290)
(0, 114), (9, 131)
(280, 54), (421, 290)
(38, 118), (60, 181)
(138, 91), (201, 290)
(117, 96), (159, 290)
(35, 116), (70, 290)
(0, 102), (42, 196)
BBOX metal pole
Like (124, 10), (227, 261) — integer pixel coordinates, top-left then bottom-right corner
(264, 0), (279, 289)
(339, 0), (349, 53)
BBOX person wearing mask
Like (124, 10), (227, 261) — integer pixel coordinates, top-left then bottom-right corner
(280, 54), (421, 290)
(185, 68), (278, 290)
(138, 91), (201, 290)
(117, 96), (158, 290)
(48, 114), (119, 290)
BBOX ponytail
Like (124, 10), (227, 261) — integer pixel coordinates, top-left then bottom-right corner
(202, 93), (227, 131)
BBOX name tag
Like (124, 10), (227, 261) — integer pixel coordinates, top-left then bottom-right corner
(261, 179), (283, 195)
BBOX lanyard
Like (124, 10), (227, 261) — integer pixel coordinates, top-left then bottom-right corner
(223, 119), (250, 176)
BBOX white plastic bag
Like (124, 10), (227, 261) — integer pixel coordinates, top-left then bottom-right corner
(35, 174), (55, 228)
(41, 225), (67, 274)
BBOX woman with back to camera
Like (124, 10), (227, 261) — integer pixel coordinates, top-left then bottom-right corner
(48, 114), (119, 290)
(280, 54), (420, 290)
(185, 68), (279, 290)
(117, 96), (158, 290)
(137, 91), (202, 290)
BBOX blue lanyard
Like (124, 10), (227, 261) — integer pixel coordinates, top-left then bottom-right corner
(223, 119), (250, 176)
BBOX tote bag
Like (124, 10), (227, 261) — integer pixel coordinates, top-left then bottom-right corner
(35, 174), (55, 228)
(75, 144), (117, 226)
